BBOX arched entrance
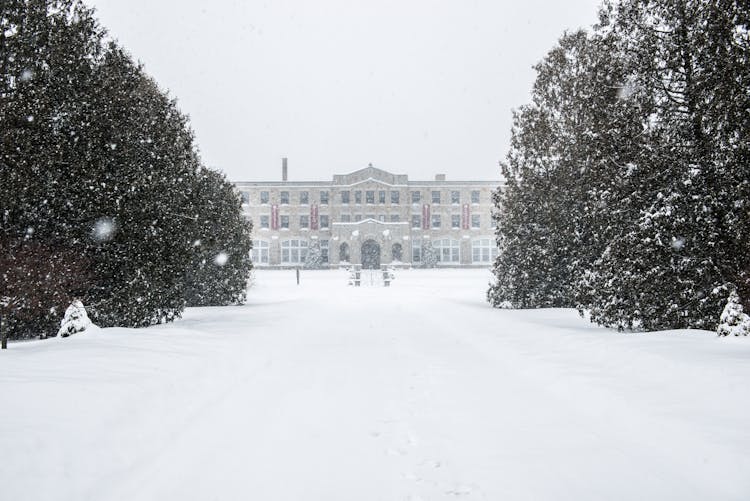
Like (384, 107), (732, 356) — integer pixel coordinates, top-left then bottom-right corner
(361, 239), (381, 269)
(392, 243), (403, 262)
(339, 242), (350, 263)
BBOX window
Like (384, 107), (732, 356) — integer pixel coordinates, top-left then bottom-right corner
(320, 191), (329, 204)
(280, 191), (289, 204)
(340, 214), (351, 222)
(431, 214), (441, 229)
(379, 190), (386, 204)
(411, 191), (421, 203)
(260, 191), (269, 204)
(390, 214), (400, 222)
(281, 239), (308, 264)
(451, 214), (461, 229)
(300, 215), (309, 229)
(355, 191), (362, 204)
(472, 238), (498, 263)
(251, 240), (270, 265)
(320, 239), (329, 263)
(434, 238), (460, 263)
(471, 190), (480, 204)
(391, 191), (400, 204)
(341, 191), (350, 204)
(411, 240), (422, 263)
(280, 215), (289, 229)
(300, 191), (309, 204)
(411, 214), (421, 229)
(378, 215), (385, 222)
(320, 215), (329, 228)
(431, 191), (441, 204)
(471, 214), (480, 229)
(354, 214), (362, 221)
(260, 215), (270, 229)
(451, 190), (460, 204)
(241, 191), (250, 204)
(366, 191), (375, 204)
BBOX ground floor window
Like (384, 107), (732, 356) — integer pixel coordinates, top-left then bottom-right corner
(472, 237), (498, 263)
(340, 242), (350, 262)
(320, 239), (329, 263)
(281, 239), (308, 264)
(252, 240), (270, 265)
(411, 240), (422, 263)
(433, 238), (460, 263)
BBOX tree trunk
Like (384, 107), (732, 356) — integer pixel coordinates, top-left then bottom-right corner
(1, 315), (7, 349)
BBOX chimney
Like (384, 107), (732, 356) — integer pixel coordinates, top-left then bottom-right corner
(435, 174), (446, 181)
(282, 157), (288, 182)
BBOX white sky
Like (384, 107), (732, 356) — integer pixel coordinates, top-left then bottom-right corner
(86, 0), (601, 182)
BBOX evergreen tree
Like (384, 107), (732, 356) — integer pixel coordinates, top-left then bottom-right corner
(421, 241), (438, 268)
(717, 290), (750, 337)
(489, 30), (645, 309)
(304, 240), (324, 269)
(584, 0), (750, 330)
(184, 169), (253, 306)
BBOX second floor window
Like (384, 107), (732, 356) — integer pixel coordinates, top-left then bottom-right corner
(355, 191), (362, 204)
(260, 215), (270, 228)
(300, 191), (309, 204)
(471, 190), (480, 204)
(260, 191), (269, 204)
(411, 191), (421, 203)
(432, 191), (441, 204)
(411, 214), (421, 228)
(471, 214), (481, 228)
(341, 191), (350, 204)
(300, 215), (309, 228)
(451, 214), (460, 229)
(431, 214), (441, 229)
(241, 191), (250, 204)
(379, 190), (386, 204)
(320, 215), (329, 228)
(366, 191), (375, 204)
(451, 191), (460, 204)
(320, 191), (329, 204)
(280, 191), (290, 204)
(391, 191), (400, 204)
(280, 215), (290, 228)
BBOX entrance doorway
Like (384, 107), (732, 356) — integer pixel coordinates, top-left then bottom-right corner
(361, 240), (381, 269)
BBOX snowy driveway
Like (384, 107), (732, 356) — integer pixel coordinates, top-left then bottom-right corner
(1, 269), (749, 500)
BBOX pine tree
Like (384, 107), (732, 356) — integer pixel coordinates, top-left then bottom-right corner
(717, 290), (750, 337)
(421, 241), (438, 268)
(304, 240), (324, 269)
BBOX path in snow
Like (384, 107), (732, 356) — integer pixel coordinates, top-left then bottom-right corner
(1, 269), (749, 501)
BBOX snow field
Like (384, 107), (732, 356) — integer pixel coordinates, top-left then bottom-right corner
(1, 269), (749, 500)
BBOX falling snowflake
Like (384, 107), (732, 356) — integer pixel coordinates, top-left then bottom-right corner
(19, 68), (34, 82)
(671, 236), (685, 250)
(214, 252), (229, 266)
(92, 218), (117, 242)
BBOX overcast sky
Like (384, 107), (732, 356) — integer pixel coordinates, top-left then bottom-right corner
(86, 0), (600, 182)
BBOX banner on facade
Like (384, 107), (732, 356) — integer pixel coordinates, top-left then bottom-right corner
(271, 204), (279, 230)
(422, 204), (430, 230)
(462, 203), (470, 229)
(311, 204), (318, 230)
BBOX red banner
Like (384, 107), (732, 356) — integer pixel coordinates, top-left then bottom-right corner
(422, 204), (430, 230)
(271, 204), (279, 230)
(462, 203), (470, 229)
(311, 204), (318, 230)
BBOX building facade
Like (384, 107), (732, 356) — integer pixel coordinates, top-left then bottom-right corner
(235, 163), (499, 268)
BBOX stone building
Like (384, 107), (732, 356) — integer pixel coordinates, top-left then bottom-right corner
(235, 161), (499, 268)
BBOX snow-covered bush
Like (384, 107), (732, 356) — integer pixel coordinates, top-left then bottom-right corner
(717, 291), (750, 337)
(57, 300), (92, 338)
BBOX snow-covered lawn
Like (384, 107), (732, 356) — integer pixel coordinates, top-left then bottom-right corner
(1, 269), (749, 500)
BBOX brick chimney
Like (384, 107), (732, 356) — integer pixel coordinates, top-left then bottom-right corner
(282, 157), (288, 182)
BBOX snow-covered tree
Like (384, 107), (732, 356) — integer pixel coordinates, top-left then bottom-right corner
(717, 290), (750, 337)
(304, 240), (324, 269)
(56, 300), (91, 338)
(421, 241), (438, 269)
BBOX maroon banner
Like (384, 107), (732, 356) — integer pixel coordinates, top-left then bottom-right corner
(462, 203), (470, 229)
(310, 204), (318, 230)
(422, 204), (430, 230)
(271, 204), (279, 230)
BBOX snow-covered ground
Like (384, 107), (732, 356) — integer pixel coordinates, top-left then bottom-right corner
(1, 269), (749, 501)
